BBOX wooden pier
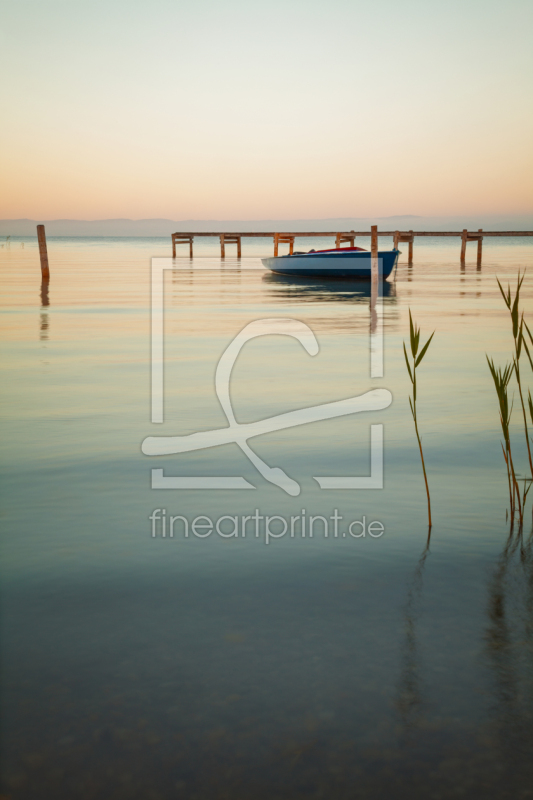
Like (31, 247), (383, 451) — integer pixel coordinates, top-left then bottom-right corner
(171, 229), (533, 264)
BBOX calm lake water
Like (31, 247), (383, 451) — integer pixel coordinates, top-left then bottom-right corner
(1, 236), (532, 799)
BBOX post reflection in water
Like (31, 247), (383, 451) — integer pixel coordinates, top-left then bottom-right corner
(395, 529), (432, 737)
(39, 279), (49, 341)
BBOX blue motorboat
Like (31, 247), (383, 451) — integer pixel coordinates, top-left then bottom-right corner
(262, 246), (399, 279)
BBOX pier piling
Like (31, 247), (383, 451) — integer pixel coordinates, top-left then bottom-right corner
(37, 225), (50, 280)
(393, 230), (415, 263)
(172, 234), (194, 258)
(274, 233), (295, 257)
(336, 231), (356, 248)
(220, 234), (242, 258)
(460, 229), (484, 266)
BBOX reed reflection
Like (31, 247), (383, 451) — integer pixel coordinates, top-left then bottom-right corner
(395, 529), (432, 736)
(485, 527), (533, 787)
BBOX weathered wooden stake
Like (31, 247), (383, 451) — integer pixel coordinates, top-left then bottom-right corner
(371, 225), (379, 317)
(460, 229), (467, 264)
(477, 228), (483, 267)
(37, 225), (50, 280)
(371, 225), (378, 258)
(220, 234), (225, 259)
(408, 230), (414, 263)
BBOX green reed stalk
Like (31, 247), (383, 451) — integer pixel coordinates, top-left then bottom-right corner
(523, 320), (533, 453)
(486, 358), (520, 522)
(404, 311), (434, 529)
(497, 273), (533, 478)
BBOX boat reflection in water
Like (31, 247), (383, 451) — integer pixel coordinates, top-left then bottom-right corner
(263, 272), (396, 303)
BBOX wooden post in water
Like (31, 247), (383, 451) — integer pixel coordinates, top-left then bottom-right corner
(370, 225), (378, 321)
(408, 230), (414, 264)
(460, 229), (468, 264)
(477, 229), (483, 267)
(371, 225), (378, 257)
(37, 225), (50, 280)
(220, 234), (226, 259)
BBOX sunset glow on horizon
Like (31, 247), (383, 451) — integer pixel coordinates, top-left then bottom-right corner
(1, 0), (532, 220)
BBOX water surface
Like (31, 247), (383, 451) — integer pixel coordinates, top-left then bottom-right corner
(1, 236), (532, 799)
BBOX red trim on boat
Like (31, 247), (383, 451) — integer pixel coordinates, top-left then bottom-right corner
(309, 246), (368, 253)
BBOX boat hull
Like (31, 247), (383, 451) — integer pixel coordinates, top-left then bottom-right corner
(262, 249), (399, 279)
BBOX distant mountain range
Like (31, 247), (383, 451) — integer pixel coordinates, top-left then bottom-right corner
(0, 215), (531, 237)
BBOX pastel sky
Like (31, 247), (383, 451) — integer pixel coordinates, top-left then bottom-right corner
(1, 0), (532, 220)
